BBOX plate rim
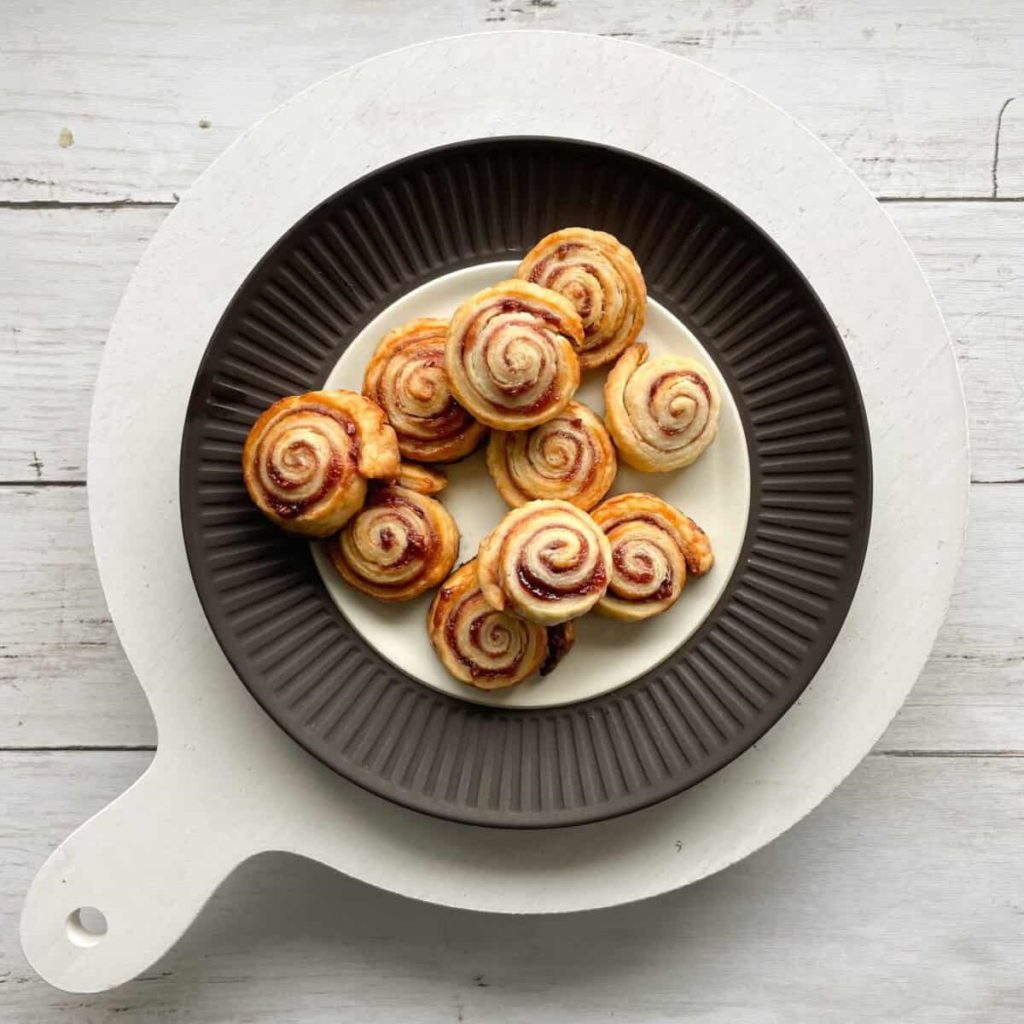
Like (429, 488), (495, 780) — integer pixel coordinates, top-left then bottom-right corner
(177, 134), (874, 828)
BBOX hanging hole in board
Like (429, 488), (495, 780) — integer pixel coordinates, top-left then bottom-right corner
(66, 906), (108, 947)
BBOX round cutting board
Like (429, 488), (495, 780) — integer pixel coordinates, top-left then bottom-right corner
(21, 32), (966, 994)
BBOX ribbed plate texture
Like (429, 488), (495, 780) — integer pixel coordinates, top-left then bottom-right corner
(180, 138), (871, 827)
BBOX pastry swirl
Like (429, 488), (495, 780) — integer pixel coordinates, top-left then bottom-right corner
(486, 401), (617, 511)
(363, 317), (487, 463)
(445, 280), (584, 430)
(328, 464), (459, 602)
(592, 493), (714, 621)
(242, 390), (399, 536)
(517, 228), (646, 370)
(428, 560), (575, 689)
(605, 344), (721, 472)
(476, 499), (612, 626)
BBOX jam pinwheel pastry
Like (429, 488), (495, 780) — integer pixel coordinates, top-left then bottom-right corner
(604, 344), (720, 472)
(328, 463), (459, 602)
(517, 227), (646, 370)
(363, 317), (487, 463)
(242, 390), (400, 537)
(591, 492), (713, 621)
(428, 560), (575, 689)
(476, 499), (612, 626)
(445, 279), (584, 430)
(486, 400), (616, 511)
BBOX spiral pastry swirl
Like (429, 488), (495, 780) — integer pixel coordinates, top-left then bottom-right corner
(363, 318), (487, 463)
(242, 390), (400, 536)
(476, 500), (613, 626)
(328, 466), (459, 602)
(517, 228), (646, 370)
(486, 401), (617, 511)
(428, 560), (576, 689)
(605, 344), (721, 472)
(445, 280), (584, 430)
(592, 493), (714, 621)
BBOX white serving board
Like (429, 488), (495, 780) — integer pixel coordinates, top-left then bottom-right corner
(20, 32), (967, 993)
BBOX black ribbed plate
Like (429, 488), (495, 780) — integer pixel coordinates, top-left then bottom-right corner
(181, 138), (871, 828)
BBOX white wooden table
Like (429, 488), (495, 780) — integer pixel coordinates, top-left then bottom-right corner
(2, 3), (1022, 1020)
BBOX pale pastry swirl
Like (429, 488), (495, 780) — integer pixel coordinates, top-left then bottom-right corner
(327, 464), (459, 602)
(363, 317), (487, 463)
(486, 400), (617, 511)
(592, 493), (714, 621)
(445, 280), (584, 430)
(517, 227), (646, 370)
(476, 499), (613, 626)
(242, 390), (399, 537)
(428, 560), (576, 689)
(604, 344), (721, 472)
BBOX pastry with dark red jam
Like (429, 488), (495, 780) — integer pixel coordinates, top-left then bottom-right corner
(486, 400), (617, 511)
(476, 499), (612, 626)
(592, 493), (713, 622)
(363, 317), (487, 463)
(242, 390), (399, 537)
(428, 560), (575, 689)
(604, 344), (720, 472)
(516, 227), (646, 370)
(445, 279), (584, 430)
(328, 463), (459, 601)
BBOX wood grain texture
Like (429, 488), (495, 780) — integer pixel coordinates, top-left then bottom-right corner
(1, 4), (1021, 1013)
(0, 481), (1019, 752)
(1, 0), (1022, 204)
(3, 751), (1022, 1020)
(1, 202), (1021, 483)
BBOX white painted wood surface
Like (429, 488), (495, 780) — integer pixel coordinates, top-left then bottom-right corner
(1, 0), (1022, 203)
(4, 752), (1023, 1021)
(1, 1), (1022, 1018)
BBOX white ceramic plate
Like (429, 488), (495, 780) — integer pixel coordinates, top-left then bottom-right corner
(313, 261), (749, 708)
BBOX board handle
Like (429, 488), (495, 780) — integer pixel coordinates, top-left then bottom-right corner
(20, 750), (252, 992)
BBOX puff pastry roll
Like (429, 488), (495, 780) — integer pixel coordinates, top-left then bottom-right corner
(517, 227), (646, 370)
(428, 560), (575, 689)
(476, 499), (612, 626)
(445, 280), (583, 430)
(486, 400), (616, 511)
(592, 493), (713, 621)
(604, 344), (720, 472)
(363, 317), (487, 463)
(242, 390), (399, 536)
(327, 463), (459, 602)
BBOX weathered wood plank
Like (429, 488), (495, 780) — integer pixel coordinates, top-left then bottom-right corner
(2, 201), (1020, 482)
(0, 481), (1019, 752)
(0, 207), (160, 484)
(1, 0), (1022, 204)
(0, 485), (155, 748)
(887, 202), (1024, 483)
(3, 750), (1022, 1019)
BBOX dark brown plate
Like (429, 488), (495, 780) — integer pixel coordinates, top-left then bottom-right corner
(180, 138), (871, 828)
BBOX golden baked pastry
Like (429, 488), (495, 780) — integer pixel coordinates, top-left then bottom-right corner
(363, 317), (487, 463)
(516, 227), (646, 369)
(604, 344), (721, 472)
(486, 400), (617, 511)
(428, 560), (575, 689)
(328, 464), (459, 602)
(476, 499), (612, 626)
(393, 461), (447, 495)
(445, 279), (584, 430)
(242, 390), (399, 536)
(592, 493), (714, 621)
